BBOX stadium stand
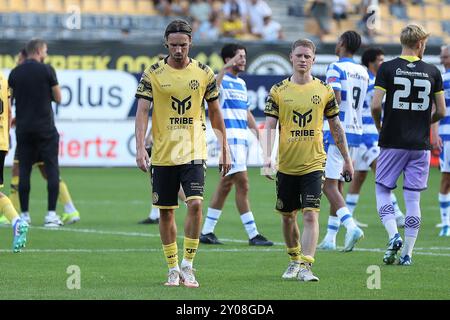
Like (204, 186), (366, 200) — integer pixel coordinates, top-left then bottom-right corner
(0, 0), (449, 43)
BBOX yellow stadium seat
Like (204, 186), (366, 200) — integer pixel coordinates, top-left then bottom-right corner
(0, 0), (8, 11)
(443, 6), (450, 20)
(64, 0), (81, 11)
(99, 0), (117, 13)
(136, 0), (155, 15)
(305, 18), (320, 36)
(45, 0), (64, 12)
(322, 33), (338, 44)
(81, 0), (99, 13)
(118, 0), (137, 14)
(375, 19), (391, 37)
(392, 20), (406, 35)
(344, 18), (358, 30)
(27, 0), (46, 12)
(374, 35), (393, 44)
(8, 0), (27, 12)
(378, 3), (391, 20)
(444, 35), (450, 44)
(424, 5), (440, 20)
(424, 21), (443, 37)
(407, 5), (423, 20)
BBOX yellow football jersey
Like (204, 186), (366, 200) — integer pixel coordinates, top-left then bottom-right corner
(265, 77), (339, 175)
(0, 71), (11, 152)
(136, 58), (219, 166)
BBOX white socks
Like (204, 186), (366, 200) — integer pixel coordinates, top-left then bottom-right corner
(240, 211), (259, 239)
(64, 202), (77, 214)
(149, 207), (160, 220)
(391, 193), (403, 217)
(439, 193), (450, 226)
(384, 219), (399, 239)
(201, 208), (222, 235)
(336, 207), (357, 230)
(345, 193), (359, 215)
(323, 216), (340, 243)
(47, 211), (57, 218)
(401, 236), (417, 258)
(181, 259), (192, 269)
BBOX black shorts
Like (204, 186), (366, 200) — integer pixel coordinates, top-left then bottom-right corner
(150, 160), (206, 209)
(13, 145), (43, 165)
(0, 150), (5, 187)
(275, 170), (324, 213)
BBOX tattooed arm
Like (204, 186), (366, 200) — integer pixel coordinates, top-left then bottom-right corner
(327, 116), (354, 180)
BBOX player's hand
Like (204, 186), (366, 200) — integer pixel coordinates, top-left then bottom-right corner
(219, 143), (231, 177)
(224, 53), (243, 69)
(263, 159), (275, 180)
(341, 159), (354, 183)
(136, 147), (150, 172)
(432, 135), (443, 152)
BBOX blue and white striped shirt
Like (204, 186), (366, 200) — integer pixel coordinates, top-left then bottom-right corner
(439, 69), (450, 141)
(220, 73), (250, 165)
(323, 57), (369, 147)
(361, 71), (379, 148)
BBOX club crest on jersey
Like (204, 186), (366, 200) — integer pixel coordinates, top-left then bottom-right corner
(189, 80), (200, 90)
(171, 96), (192, 115)
(311, 95), (321, 105)
(293, 109), (313, 127)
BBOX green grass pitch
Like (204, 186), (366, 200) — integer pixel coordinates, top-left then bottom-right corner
(0, 167), (449, 300)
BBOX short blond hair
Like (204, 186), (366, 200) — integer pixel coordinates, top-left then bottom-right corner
(291, 39), (316, 54)
(400, 24), (430, 49)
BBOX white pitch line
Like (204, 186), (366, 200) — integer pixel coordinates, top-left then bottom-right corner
(17, 199), (149, 206)
(29, 226), (450, 251)
(31, 226), (267, 243)
(7, 226), (450, 256)
(32, 226), (160, 238)
(0, 247), (450, 257)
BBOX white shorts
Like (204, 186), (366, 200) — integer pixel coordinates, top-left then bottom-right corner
(226, 165), (247, 176)
(354, 144), (380, 171)
(439, 141), (450, 173)
(226, 142), (248, 176)
(325, 144), (359, 180)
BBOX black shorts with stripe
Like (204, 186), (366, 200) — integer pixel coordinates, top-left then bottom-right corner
(150, 160), (206, 209)
(0, 151), (5, 187)
(275, 170), (324, 213)
(14, 145), (43, 164)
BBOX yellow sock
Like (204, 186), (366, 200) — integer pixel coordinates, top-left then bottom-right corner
(183, 237), (199, 264)
(162, 242), (179, 269)
(300, 255), (315, 264)
(287, 245), (302, 262)
(0, 195), (19, 222)
(10, 176), (20, 212)
(59, 180), (73, 206)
